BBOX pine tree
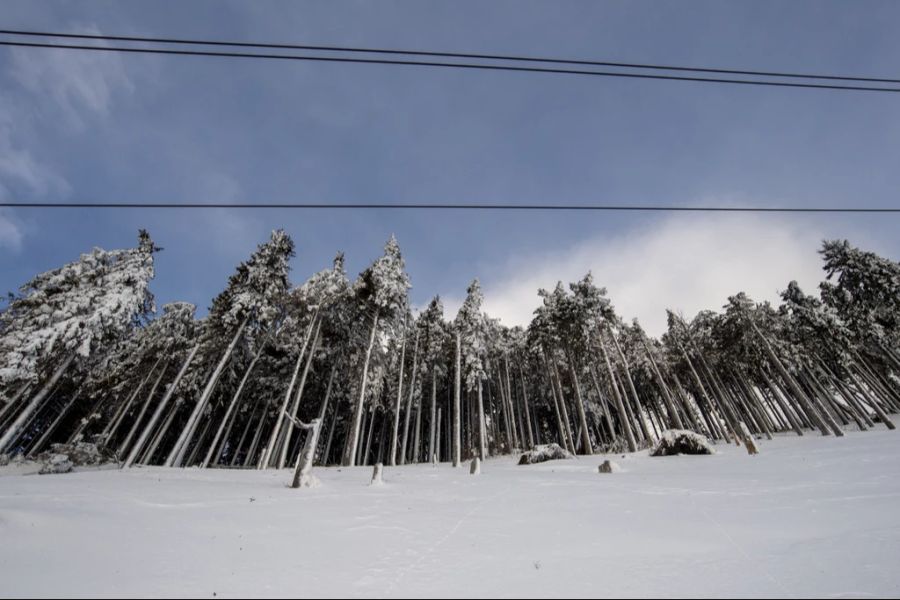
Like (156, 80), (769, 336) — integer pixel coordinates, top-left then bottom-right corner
(342, 236), (410, 467)
(0, 231), (158, 454)
(455, 280), (489, 460)
(166, 229), (294, 467)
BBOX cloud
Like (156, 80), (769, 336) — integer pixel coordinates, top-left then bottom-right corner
(0, 209), (24, 252)
(9, 25), (134, 130)
(449, 213), (844, 336)
(0, 131), (71, 198)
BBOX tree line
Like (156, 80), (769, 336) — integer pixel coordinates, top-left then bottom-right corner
(1, 231), (898, 470)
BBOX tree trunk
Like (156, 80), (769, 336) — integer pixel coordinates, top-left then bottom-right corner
(588, 366), (616, 441)
(517, 365), (535, 449)
(168, 315), (249, 467)
(428, 368), (438, 463)
(104, 356), (165, 442)
(362, 408), (377, 466)
(749, 321), (832, 436)
(848, 369), (896, 430)
(609, 330), (652, 444)
(123, 345), (199, 468)
(565, 350), (593, 455)
(0, 352), (75, 454)
(28, 389), (82, 457)
(550, 359), (577, 455)
(390, 324), (408, 467)
(259, 314), (318, 469)
(476, 378), (487, 460)
(278, 321), (322, 469)
(343, 311), (380, 467)
(400, 329), (420, 464)
(639, 337), (685, 430)
(119, 361), (170, 457)
(453, 330), (462, 467)
(290, 419), (322, 488)
(201, 342), (266, 469)
(598, 338), (638, 452)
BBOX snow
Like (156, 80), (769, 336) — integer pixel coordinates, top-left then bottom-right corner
(2, 428), (900, 598)
(517, 442), (572, 464)
(650, 429), (717, 457)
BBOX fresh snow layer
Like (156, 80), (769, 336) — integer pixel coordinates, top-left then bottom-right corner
(2, 429), (900, 598)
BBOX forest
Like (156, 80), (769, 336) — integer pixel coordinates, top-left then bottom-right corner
(1, 230), (898, 479)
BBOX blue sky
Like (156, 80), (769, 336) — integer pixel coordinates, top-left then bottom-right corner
(1, 1), (899, 334)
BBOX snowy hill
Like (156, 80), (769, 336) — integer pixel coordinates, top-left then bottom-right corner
(2, 428), (899, 598)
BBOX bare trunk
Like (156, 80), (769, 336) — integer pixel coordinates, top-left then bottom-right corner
(598, 338), (638, 452)
(123, 345), (199, 468)
(550, 359), (577, 455)
(428, 368), (438, 462)
(565, 350), (593, 455)
(119, 361), (170, 457)
(0, 353), (75, 454)
(259, 314), (318, 470)
(343, 311), (380, 467)
(389, 324), (408, 467)
(291, 418), (322, 488)
(750, 321), (832, 436)
(517, 365), (535, 448)
(639, 337), (685, 430)
(453, 330), (461, 467)
(476, 378), (487, 460)
(400, 329), (420, 465)
(167, 316), (249, 467)
(104, 356), (164, 442)
(278, 321), (322, 469)
(201, 343), (265, 469)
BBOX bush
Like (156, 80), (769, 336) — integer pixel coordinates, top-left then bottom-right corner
(37, 442), (115, 468)
(518, 443), (572, 465)
(39, 454), (73, 475)
(650, 430), (715, 457)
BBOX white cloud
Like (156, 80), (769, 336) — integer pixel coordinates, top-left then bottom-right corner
(0, 132), (71, 198)
(0, 209), (24, 252)
(449, 213), (845, 336)
(9, 25), (134, 130)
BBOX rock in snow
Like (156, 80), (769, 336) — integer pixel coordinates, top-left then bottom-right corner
(598, 460), (622, 473)
(39, 454), (73, 475)
(517, 443), (572, 465)
(650, 429), (716, 457)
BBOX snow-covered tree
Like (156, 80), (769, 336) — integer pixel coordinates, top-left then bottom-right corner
(342, 235), (410, 466)
(166, 229), (295, 467)
(0, 231), (159, 453)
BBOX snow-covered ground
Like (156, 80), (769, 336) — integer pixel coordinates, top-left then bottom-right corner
(2, 429), (900, 598)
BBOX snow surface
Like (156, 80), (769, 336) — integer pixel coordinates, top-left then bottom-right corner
(2, 428), (900, 598)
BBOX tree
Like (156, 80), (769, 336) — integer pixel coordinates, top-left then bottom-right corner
(456, 280), (488, 460)
(0, 231), (158, 454)
(166, 229), (294, 467)
(342, 236), (410, 466)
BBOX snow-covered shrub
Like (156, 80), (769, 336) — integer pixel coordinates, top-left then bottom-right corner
(518, 443), (571, 465)
(39, 442), (114, 467)
(0, 453), (8, 467)
(650, 430), (715, 457)
(596, 437), (632, 455)
(598, 460), (621, 474)
(39, 454), (73, 474)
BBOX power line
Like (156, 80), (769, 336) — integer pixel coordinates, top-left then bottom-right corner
(1, 202), (898, 213)
(1, 39), (899, 93)
(2, 28), (899, 85)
